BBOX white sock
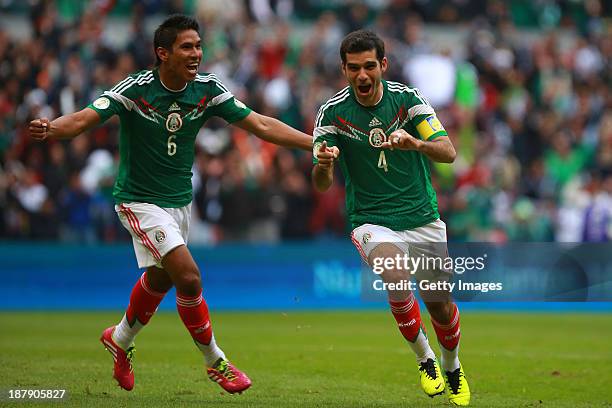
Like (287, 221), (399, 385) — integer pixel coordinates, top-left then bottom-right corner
(411, 330), (436, 364)
(195, 334), (226, 367)
(389, 296), (436, 364)
(439, 344), (460, 372)
(112, 314), (142, 350)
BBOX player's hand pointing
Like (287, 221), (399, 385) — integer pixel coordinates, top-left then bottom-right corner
(381, 129), (423, 151)
(29, 118), (51, 141)
(316, 141), (340, 170)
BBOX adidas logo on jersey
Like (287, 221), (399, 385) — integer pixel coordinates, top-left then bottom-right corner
(369, 117), (382, 127)
(169, 102), (181, 112)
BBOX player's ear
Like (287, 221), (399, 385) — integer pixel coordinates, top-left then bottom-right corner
(156, 47), (170, 63)
(380, 57), (388, 73)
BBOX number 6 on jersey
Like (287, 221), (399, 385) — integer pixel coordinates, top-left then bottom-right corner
(167, 135), (177, 156)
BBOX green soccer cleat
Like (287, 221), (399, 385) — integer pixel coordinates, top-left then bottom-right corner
(418, 358), (445, 397)
(445, 364), (471, 406)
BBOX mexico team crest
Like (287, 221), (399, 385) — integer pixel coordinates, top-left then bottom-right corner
(368, 128), (387, 148)
(362, 232), (372, 245)
(154, 229), (166, 244)
(166, 112), (183, 132)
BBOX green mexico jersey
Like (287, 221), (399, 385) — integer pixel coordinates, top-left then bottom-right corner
(313, 80), (447, 231)
(88, 69), (251, 207)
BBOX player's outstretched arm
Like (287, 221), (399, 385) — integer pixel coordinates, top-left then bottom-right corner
(381, 130), (456, 163)
(29, 108), (101, 141)
(312, 141), (339, 192)
(233, 111), (312, 151)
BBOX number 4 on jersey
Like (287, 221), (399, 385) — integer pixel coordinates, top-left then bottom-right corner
(378, 151), (388, 172)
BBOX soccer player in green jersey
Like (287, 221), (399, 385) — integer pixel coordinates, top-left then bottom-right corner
(313, 30), (470, 406)
(29, 15), (312, 394)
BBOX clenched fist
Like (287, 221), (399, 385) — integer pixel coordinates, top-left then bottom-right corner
(381, 129), (423, 151)
(29, 118), (51, 140)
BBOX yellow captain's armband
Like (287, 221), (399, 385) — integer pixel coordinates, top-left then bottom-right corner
(416, 115), (446, 140)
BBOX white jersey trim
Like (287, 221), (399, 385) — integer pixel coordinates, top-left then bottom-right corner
(103, 91), (136, 111)
(387, 81), (429, 106)
(387, 81), (435, 121)
(315, 87), (350, 127)
(195, 73), (230, 93)
(103, 91), (162, 124)
(209, 91), (233, 107)
(407, 104), (435, 120)
(313, 125), (338, 140)
(111, 71), (154, 95)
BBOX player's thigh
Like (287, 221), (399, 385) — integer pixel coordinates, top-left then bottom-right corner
(351, 224), (408, 263)
(402, 219), (452, 303)
(115, 202), (186, 269)
(405, 218), (447, 242)
(351, 224), (410, 283)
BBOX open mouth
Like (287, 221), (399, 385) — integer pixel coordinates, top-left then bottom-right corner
(186, 62), (199, 75)
(357, 84), (371, 94)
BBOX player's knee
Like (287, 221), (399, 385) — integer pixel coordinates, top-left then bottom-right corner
(425, 301), (452, 323)
(150, 277), (173, 293)
(146, 268), (174, 293)
(174, 268), (202, 296)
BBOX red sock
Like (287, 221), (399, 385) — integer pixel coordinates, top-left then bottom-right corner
(176, 291), (213, 346)
(389, 295), (425, 343)
(431, 303), (461, 351)
(125, 272), (166, 326)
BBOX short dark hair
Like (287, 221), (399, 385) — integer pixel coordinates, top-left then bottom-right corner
(340, 30), (385, 64)
(153, 14), (200, 66)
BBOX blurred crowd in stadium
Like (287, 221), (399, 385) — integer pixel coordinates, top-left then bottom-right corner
(0, 0), (610, 243)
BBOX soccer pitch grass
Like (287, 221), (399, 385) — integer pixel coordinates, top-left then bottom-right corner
(0, 311), (610, 407)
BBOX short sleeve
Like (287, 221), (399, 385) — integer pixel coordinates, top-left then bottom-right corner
(312, 103), (339, 164)
(408, 88), (448, 141)
(213, 97), (252, 123)
(202, 75), (251, 123)
(87, 94), (127, 123)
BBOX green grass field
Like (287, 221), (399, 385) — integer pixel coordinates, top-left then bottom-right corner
(0, 311), (611, 407)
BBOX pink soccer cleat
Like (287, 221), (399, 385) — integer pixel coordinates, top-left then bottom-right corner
(99, 326), (135, 391)
(207, 358), (252, 394)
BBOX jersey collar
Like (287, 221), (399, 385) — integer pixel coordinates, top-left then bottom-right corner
(154, 68), (188, 93)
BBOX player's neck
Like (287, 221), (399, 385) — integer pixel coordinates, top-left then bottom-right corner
(158, 66), (188, 92)
(355, 82), (384, 107)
